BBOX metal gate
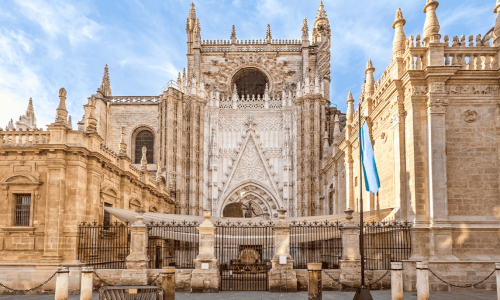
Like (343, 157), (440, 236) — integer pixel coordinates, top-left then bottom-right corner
(215, 220), (274, 291)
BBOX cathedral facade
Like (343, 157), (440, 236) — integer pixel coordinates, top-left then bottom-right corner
(86, 2), (342, 218)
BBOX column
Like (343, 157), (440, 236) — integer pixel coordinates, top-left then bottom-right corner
(339, 209), (361, 288)
(308, 263), (322, 300)
(80, 267), (93, 300)
(391, 262), (403, 300)
(124, 209), (149, 285)
(162, 266), (175, 300)
(55, 266), (69, 300)
(416, 262), (429, 300)
(269, 210), (297, 292)
(191, 210), (219, 293)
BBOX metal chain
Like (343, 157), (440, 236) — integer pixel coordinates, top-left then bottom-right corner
(147, 273), (161, 285)
(428, 268), (496, 288)
(93, 270), (115, 286)
(0, 271), (57, 292)
(94, 270), (161, 286)
(324, 269), (390, 289)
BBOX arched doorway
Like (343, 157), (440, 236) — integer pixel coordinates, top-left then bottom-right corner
(217, 182), (280, 218)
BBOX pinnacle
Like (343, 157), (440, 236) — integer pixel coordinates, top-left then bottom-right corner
(316, 0), (327, 20)
(231, 25), (236, 40)
(334, 114), (340, 122)
(393, 8), (406, 28)
(266, 24), (272, 40)
(347, 91), (354, 102)
(366, 59), (374, 70)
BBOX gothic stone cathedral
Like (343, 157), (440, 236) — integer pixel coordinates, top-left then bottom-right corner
(1, 0), (499, 264)
(84, 2), (339, 219)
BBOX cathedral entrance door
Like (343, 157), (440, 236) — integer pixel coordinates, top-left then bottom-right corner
(215, 221), (274, 291)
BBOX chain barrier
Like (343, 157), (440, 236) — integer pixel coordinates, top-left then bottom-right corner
(324, 269), (390, 289)
(147, 273), (161, 285)
(428, 268), (496, 288)
(94, 270), (162, 287)
(0, 271), (57, 292)
(93, 270), (115, 286)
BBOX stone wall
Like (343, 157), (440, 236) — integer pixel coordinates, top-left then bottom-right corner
(295, 269), (391, 291)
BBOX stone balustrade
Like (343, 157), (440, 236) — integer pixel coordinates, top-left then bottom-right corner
(107, 96), (161, 104)
(0, 128), (50, 145)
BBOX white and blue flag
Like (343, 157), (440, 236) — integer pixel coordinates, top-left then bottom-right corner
(360, 121), (380, 194)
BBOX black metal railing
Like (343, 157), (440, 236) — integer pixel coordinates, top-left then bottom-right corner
(147, 220), (199, 269)
(290, 220), (343, 269)
(14, 194), (31, 226)
(78, 221), (130, 269)
(363, 221), (412, 270)
(215, 220), (274, 291)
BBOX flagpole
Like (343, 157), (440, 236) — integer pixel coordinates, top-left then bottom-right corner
(359, 103), (365, 288)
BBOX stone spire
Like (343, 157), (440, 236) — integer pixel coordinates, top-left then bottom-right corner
(119, 127), (127, 154)
(333, 114), (340, 146)
(392, 8), (407, 58)
(140, 146), (148, 171)
(494, 0), (500, 46)
(54, 88), (68, 124)
(301, 18), (309, 41)
(364, 60), (375, 97)
(316, 1), (327, 20)
(322, 131), (330, 156)
(266, 24), (272, 40)
(177, 72), (182, 88)
(186, 2), (196, 33)
(100, 64), (112, 97)
(194, 18), (201, 39)
(25, 97), (36, 128)
(422, 0), (440, 43)
(230, 25), (237, 43)
(346, 92), (355, 124)
(6, 119), (14, 131)
(86, 97), (98, 133)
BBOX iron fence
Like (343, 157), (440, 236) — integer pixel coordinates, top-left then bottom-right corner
(363, 221), (412, 270)
(147, 220), (199, 269)
(215, 220), (274, 291)
(290, 220), (343, 269)
(77, 221), (130, 269)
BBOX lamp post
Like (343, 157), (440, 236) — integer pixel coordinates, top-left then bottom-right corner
(353, 103), (373, 300)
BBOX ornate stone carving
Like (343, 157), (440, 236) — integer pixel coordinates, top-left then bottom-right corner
(427, 98), (448, 114)
(463, 110), (478, 123)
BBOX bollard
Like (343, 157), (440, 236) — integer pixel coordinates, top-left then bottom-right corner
(496, 263), (500, 300)
(162, 266), (175, 300)
(55, 266), (69, 300)
(80, 267), (93, 300)
(308, 263), (322, 300)
(391, 262), (403, 300)
(416, 262), (429, 300)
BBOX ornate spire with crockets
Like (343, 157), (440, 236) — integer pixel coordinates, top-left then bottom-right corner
(100, 64), (112, 97)
(230, 25), (237, 43)
(316, 1), (327, 20)
(301, 18), (309, 40)
(266, 24), (272, 40)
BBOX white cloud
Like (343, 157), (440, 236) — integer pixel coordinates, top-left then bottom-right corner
(14, 0), (101, 46)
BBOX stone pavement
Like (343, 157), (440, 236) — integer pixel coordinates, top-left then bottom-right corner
(0, 290), (497, 300)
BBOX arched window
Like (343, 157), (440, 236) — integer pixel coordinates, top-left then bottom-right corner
(231, 67), (269, 97)
(134, 130), (154, 164)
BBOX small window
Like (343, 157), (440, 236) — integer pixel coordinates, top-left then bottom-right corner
(14, 194), (31, 226)
(134, 130), (154, 164)
(103, 203), (112, 226)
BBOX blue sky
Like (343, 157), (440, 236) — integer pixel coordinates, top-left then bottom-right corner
(0, 0), (494, 128)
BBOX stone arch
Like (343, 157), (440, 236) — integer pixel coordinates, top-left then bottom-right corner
(130, 125), (156, 164)
(217, 180), (280, 217)
(129, 199), (141, 210)
(4, 174), (37, 184)
(228, 65), (274, 96)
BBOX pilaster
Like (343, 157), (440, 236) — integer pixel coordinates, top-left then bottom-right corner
(269, 210), (297, 292)
(191, 210), (219, 293)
